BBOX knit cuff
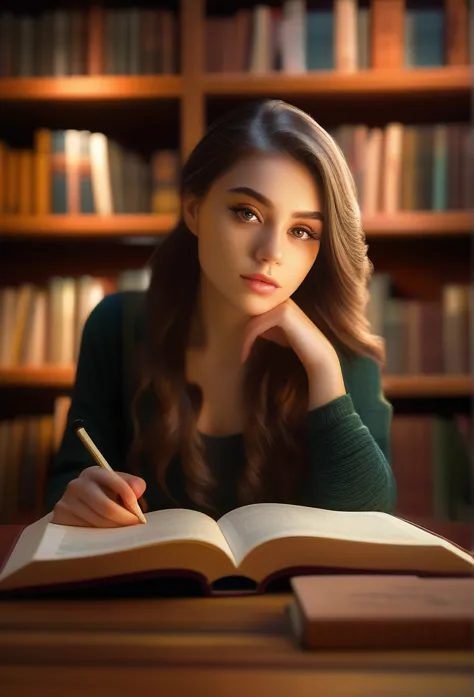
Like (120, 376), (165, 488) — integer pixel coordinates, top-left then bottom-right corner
(306, 393), (355, 431)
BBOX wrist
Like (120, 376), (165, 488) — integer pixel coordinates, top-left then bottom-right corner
(306, 352), (346, 410)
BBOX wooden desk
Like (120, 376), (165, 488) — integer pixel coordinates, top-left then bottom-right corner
(0, 594), (473, 697)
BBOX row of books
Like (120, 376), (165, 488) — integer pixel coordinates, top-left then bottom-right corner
(0, 132), (180, 216)
(0, 122), (469, 217)
(392, 413), (472, 523)
(0, 272), (470, 373)
(368, 277), (471, 376)
(0, 1), (468, 80)
(0, 8), (178, 78)
(206, 0), (469, 74)
(0, 401), (471, 525)
(0, 269), (150, 367)
(0, 396), (70, 524)
(330, 122), (471, 214)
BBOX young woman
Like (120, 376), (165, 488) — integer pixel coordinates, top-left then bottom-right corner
(48, 99), (397, 528)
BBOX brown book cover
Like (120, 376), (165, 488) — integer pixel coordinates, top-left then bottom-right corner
(401, 125), (416, 210)
(391, 416), (434, 518)
(87, 5), (105, 75)
(419, 301), (444, 374)
(288, 575), (474, 650)
(18, 149), (34, 215)
(403, 299), (422, 374)
(370, 0), (404, 69)
(234, 9), (252, 73)
(6, 149), (19, 214)
(335, 0), (357, 72)
(445, 0), (469, 66)
(33, 129), (52, 215)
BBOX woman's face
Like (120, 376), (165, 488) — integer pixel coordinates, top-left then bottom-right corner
(184, 152), (324, 317)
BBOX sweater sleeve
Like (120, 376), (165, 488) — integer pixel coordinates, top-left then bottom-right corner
(300, 356), (397, 513)
(45, 293), (126, 511)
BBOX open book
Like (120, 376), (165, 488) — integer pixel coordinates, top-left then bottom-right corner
(0, 503), (473, 596)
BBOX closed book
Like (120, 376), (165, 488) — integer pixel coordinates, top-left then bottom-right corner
(287, 575), (474, 650)
(0, 503), (473, 598)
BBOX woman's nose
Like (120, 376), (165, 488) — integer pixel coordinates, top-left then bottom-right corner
(255, 227), (284, 265)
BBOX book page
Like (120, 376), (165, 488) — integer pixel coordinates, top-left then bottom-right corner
(218, 503), (443, 567)
(33, 508), (235, 562)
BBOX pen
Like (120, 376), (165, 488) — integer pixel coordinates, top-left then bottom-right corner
(72, 418), (147, 525)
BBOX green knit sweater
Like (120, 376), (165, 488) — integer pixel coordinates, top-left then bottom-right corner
(46, 293), (397, 517)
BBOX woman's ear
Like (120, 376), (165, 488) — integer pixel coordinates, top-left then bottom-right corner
(182, 192), (200, 237)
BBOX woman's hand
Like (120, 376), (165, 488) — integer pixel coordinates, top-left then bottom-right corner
(52, 466), (147, 528)
(241, 298), (346, 409)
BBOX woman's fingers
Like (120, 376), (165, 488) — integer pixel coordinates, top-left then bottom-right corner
(80, 481), (140, 526)
(52, 500), (90, 527)
(83, 467), (143, 515)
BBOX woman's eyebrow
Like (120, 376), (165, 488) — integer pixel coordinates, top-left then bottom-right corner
(227, 186), (324, 221)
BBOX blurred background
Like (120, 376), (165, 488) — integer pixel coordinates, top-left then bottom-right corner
(0, 0), (472, 545)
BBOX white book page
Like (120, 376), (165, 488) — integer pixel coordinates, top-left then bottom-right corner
(33, 508), (234, 562)
(218, 503), (443, 567)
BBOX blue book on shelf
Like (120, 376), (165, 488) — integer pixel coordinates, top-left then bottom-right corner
(52, 130), (67, 214)
(79, 131), (95, 214)
(404, 8), (444, 67)
(306, 10), (334, 71)
(432, 125), (448, 211)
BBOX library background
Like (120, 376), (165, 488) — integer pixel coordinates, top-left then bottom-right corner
(0, 0), (472, 545)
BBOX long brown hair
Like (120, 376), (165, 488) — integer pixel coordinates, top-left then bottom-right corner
(128, 99), (384, 515)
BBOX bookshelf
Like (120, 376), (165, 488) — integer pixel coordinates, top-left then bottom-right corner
(0, 211), (471, 239)
(1, 367), (472, 398)
(0, 75), (182, 101)
(0, 214), (176, 238)
(203, 65), (470, 97)
(0, 0), (472, 528)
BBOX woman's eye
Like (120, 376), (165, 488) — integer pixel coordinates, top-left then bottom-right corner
(231, 206), (259, 222)
(291, 228), (313, 240)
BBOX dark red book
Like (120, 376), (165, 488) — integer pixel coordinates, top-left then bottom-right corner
(287, 574), (474, 650)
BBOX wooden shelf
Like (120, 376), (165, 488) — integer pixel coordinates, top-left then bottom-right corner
(0, 212), (470, 240)
(203, 67), (470, 98)
(0, 367), (75, 389)
(0, 75), (182, 101)
(0, 68), (467, 103)
(383, 375), (474, 398)
(0, 215), (177, 238)
(363, 212), (472, 237)
(0, 368), (472, 397)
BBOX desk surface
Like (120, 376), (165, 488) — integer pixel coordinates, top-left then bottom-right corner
(1, 593), (473, 697)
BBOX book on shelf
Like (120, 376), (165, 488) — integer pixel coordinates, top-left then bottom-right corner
(330, 122), (472, 215)
(0, 121), (470, 219)
(367, 275), (471, 376)
(0, 7), (178, 78)
(204, 0), (469, 74)
(0, 503), (473, 597)
(286, 574), (474, 650)
(0, 396), (70, 526)
(0, 131), (180, 216)
(390, 413), (473, 523)
(0, 270), (150, 368)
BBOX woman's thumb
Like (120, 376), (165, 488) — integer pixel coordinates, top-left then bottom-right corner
(118, 472), (147, 499)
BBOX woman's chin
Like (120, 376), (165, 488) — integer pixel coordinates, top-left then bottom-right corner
(235, 294), (282, 317)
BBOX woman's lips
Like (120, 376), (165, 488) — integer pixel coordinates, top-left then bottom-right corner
(241, 276), (278, 295)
